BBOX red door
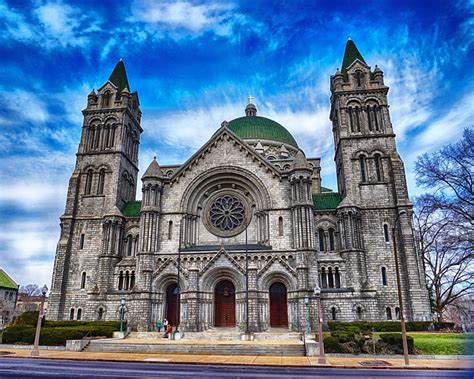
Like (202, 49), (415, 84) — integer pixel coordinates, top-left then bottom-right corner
(166, 283), (178, 326)
(270, 282), (288, 327)
(214, 280), (236, 327)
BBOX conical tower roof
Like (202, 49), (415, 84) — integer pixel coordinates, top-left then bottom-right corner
(108, 59), (130, 91)
(142, 157), (163, 179)
(341, 37), (366, 74)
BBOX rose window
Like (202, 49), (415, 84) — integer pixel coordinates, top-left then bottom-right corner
(209, 195), (245, 231)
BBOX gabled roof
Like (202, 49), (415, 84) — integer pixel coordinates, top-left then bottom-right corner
(0, 268), (18, 290)
(108, 59), (130, 91)
(341, 38), (366, 74)
(313, 192), (344, 210)
(170, 125), (283, 184)
(122, 200), (141, 217)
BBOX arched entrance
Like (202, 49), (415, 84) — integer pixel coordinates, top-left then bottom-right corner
(214, 280), (236, 327)
(269, 282), (288, 327)
(165, 283), (178, 326)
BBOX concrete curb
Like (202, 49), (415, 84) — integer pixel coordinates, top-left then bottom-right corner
(1, 353), (472, 371)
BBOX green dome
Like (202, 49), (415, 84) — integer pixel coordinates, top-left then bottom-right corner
(228, 116), (298, 148)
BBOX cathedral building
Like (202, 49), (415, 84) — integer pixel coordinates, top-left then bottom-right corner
(48, 39), (431, 332)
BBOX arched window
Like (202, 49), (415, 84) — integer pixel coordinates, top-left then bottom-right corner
(98, 308), (103, 320)
(118, 271), (124, 290)
(355, 70), (362, 87)
(356, 306), (362, 320)
(348, 108), (355, 132)
(395, 307), (401, 320)
(367, 105), (373, 131)
(328, 267), (334, 288)
(85, 170), (93, 195)
(386, 307), (392, 320)
(168, 221), (173, 240)
(335, 267), (341, 288)
(359, 156), (367, 182)
(97, 169), (105, 195)
(69, 308), (74, 320)
(331, 307), (337, 321)
(328, 228), (335, 251)
(321, 268), (327, 288)
(109, 125), (115, 147)
(127, 235), (133, 256)
(374, 154), (382, 181)
(355, 107), (361, 132)
(318, 228), (325, 252)
(101, 91), (111, 107)
(80, 272), (86, 289)
(381, 267), (387, 286)
(278, 217), (283, 236)
(125, 271), (130, 290)
(77, 308), (82, 320)
(130, 271), (135, 289)
(383, 224), (390, 242)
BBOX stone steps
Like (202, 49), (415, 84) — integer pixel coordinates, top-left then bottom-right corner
(128, 330), (302, 341)
(85, 340), (305, 356)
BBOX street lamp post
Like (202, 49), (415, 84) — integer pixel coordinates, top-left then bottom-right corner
(31, 285), (48, 357)
(392, 209), (409, 366)
(304, 296), (310, 336)
(119, 296), (126, 333)
(245, 225), (249, 335)
(175, 219), (183, 336)
(314, 287), (327, 364)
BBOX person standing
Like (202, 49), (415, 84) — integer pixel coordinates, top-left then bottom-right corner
(155, 319), (162, 332)
(162, 318), (168, 334)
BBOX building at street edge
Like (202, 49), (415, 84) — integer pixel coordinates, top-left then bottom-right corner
(48, 39), (432, 332)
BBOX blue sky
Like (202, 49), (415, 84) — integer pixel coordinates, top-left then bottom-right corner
(0, 0), (473, 287)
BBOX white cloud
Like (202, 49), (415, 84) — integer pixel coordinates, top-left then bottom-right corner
(0, 89), (49, 123)
(130, 0), (236, 36)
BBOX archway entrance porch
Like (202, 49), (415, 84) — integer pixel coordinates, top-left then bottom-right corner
(165, 283), (178, 326)
(269, 282), (288, 328)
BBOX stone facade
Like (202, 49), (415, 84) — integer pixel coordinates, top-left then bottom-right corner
(48, 41), (431, 332)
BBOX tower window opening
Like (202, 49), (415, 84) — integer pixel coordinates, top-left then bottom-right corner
(278, 217), (283, 236)
(367, 105), (373, 131)
(321, 267), (327, 288)
(355, 107), (361, 132)
(127, 235), (133, 256)
(331, 307), (337, 321)
(168, 221), (173, 240)
(77, 308), (82, 320)
(98, 307), (103, 320)
(356, 306), (362, 320)
(328, 267), (334, 288)
(335, 267), (341, 288)
(359, 156), (367, 182)
(386, 307), (392, 320)
(374, 154), (382, 181)
(383, 224), (390, 242)
(118, 271), (124, 290)
(97, 169), (105, 195)
(381, 267), (387, 286)
(79, 233), (85, 249)
(395, 307), (401, 320)
(355, 71), (362, 87)
(80, 272), (86, 289)
(85, 170), (93, 195)
(69, 308), (74, 320)
(102, 92), (111, 107)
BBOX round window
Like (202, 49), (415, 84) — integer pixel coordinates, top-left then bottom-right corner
(204, 193), (249, 237)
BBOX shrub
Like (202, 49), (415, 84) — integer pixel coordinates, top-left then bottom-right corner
(43, 320), (123, 330)
(12, 311), (40, 327)
(379, 333), (415, 354)
(327, 321), (434, 333)
(331, 331), (355, 343)
(323, 336), (341, 353)
(2, 325), (36, 344)
(433, 322), (455, 331)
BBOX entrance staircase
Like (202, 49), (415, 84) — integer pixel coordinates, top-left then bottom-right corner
(84, 328), (305, 356)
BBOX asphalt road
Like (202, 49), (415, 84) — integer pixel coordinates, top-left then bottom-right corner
(0, 358), (472, 378)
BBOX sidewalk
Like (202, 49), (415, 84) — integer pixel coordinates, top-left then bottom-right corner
(0, 348), (472, 370)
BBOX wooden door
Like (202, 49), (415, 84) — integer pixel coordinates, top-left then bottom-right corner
(214, 280), (236, 327)
(269, 282), (288, 327)
(166, 283), (178, 326)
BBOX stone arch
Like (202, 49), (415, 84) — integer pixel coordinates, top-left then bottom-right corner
(200, 266), (244, 293)
(153, 273), (183, 293)
(260, 270), (297, 292)
(180, 166), (272, 214)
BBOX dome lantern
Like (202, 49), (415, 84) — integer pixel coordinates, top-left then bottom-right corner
(245, 96), (257, 117)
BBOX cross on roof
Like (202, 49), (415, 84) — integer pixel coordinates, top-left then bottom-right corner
(248, 96), (254, 104)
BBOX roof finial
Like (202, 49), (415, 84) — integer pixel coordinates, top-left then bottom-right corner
(347, 35), (351, 41)
(119, 57), (123, 61)
(248, 95), (254, 104)
(153, 156), (156, 160)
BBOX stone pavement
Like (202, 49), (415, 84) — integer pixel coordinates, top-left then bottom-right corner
(0, 347), (472, 370)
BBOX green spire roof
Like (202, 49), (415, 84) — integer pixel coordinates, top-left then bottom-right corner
(228, 116), (298, 148)
(108, 60), (130, 91)
(341, 38), (366, 74)
(0, 268), (18, 290)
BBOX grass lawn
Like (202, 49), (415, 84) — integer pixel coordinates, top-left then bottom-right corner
(374, 332), (474, 355)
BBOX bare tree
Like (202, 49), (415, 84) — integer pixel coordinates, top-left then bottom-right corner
(19, 284), (42, 297)
(414, 128), (474, 322)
